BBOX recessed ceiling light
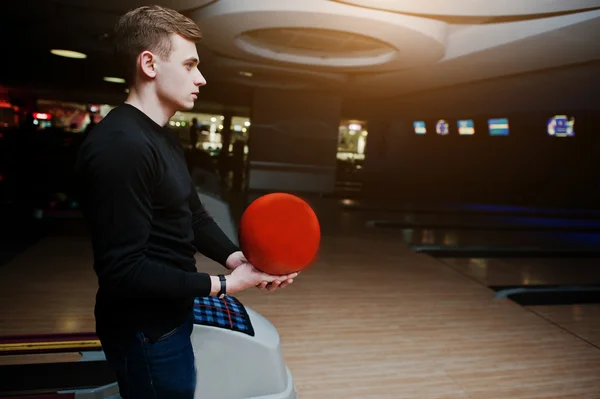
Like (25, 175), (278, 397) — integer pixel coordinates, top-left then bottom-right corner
(50, 49), (87, 59)
(104, 77), (126, 84)
(239, 71), (253, 77)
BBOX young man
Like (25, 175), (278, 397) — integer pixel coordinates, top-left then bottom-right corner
(75, 6), (297, 399)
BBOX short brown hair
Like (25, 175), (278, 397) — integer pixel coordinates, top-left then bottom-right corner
(113, 5), (203, 83)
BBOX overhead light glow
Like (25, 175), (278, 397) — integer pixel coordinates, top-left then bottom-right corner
(239, 71), (253, 77)
(104, 77), (126, 84)
(33, 112), (51, 120)
(50, 49), (87, 59)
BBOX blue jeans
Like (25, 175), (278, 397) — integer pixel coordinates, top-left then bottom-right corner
(101, 313), (196, 399)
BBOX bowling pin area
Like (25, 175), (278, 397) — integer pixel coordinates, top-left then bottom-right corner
(1, 193), (600, 398)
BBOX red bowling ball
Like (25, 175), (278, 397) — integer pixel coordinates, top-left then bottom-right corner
(239, 193), (320, 275)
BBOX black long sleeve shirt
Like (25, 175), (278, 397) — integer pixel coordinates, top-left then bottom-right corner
(75, 104), (239, 342)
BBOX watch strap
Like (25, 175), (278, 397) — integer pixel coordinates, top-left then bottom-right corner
(217, 274), (226, 299)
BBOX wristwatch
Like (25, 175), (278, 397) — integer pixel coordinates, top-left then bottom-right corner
(217, 274), (226, 299)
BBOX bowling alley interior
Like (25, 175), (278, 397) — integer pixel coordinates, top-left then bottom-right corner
(1, 1), (600, 398)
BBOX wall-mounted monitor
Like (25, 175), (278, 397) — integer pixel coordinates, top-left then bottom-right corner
(413, 121), (426, 135)
(488, 118), (509, 136)
(547, 115), (574, 137)
(436, 119), (449, 135)
(457, 119), (475, 135)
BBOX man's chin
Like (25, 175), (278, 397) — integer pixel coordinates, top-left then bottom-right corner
(172, 98), (195, 111)
(179, 101), (195, 111)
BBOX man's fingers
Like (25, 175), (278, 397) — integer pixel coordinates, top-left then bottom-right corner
(274, 272), (297, 282)
(264, 278), (294, 291)
(279, 279), (293, 289)
(288, 272), (299, 279)
(262, 271), (298, 281)
(261, 272), (279, 282)
(267, 280), (282, 292)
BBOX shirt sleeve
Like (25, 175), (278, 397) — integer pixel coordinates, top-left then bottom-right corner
(78, 132), (212, 298)
(189, 182), (240, 268)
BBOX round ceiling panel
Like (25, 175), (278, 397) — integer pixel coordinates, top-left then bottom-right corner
(335, 0), (600, 17)
(192, 0), (447, 72)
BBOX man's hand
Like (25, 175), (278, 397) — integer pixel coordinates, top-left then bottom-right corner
(256, 275), (297, 292)
(225, 251), (247, 271)
(227, 263), (298, 294)
(225, 251), (298, 293)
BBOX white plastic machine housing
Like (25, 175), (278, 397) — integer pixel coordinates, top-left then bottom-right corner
(192, 307), (297, 399)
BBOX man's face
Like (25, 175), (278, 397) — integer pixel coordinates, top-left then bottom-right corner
(155, 34), (206, 112)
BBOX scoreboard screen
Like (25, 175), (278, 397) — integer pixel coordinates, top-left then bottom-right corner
(413, 121), (426, 135)
(547, 115), (574, 137)
(488, 118), (509, 136)
(458, 119), (475, 135)
(436, 119), (449, 135)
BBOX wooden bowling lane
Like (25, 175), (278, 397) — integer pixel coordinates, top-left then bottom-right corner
(365, 210), (600, 233)
(339, 198), (600, 220)
(348, 202), (600, 250)
(1, 218), (600, 397)
(403, 227), (600, 249)
(440, 257), (600, 286)
(0, 352), (82, 366)
(0, 234), (96, 337)
(440, 256), (600, 348)
(531, 305), (600, 348)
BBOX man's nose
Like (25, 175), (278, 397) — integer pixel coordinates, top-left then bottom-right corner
(195, 70), (207, 87)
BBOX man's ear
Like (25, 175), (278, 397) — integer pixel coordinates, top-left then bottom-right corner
(139, 51), (157, 79)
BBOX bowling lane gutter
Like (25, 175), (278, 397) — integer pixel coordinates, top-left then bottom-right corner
(365, 219), (600, 233)
(341, 202), (600, 220)
(409, 245), (600, 258)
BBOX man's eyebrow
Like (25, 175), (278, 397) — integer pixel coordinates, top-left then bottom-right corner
(184, 57), (199, 64)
